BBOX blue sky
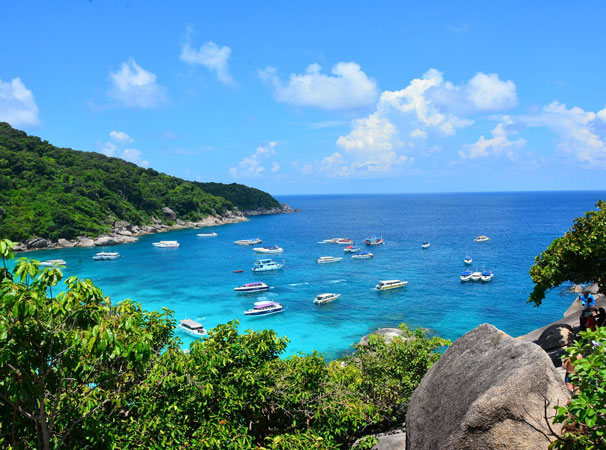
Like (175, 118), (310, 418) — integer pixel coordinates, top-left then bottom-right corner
(1, 1), (606, 195)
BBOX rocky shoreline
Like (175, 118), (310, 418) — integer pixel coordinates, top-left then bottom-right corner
(13, 203), (300, 253)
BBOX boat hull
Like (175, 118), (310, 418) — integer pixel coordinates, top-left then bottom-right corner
(244, 307), (284, 316)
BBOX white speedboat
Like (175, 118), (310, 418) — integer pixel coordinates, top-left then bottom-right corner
(234, 238), (262, 246)
(234, 282), (269, 293)
(481, 270), (494, 282)
(253, 246), (284, 254)
(344, 245), (360, 253)
(464, 256), (473, 265)
(40, 259), (66, 267)
(252, 259), (283, 272)
(335, 238), (354, 245)
(471, 271), (482, 281)
(352, 252), (373, 259)
(319, 238), (343, 243)
(244, 301), (284, 316)
(422, 241), (430, 249)
(93, 252), (120, 261)
(313, 293), (341, 305)
(317, 256), (343, 264)
(474, 235), (490, 242)
(376, 280), (408, 291)
(178, 319), (207, 337)
(152, 240), (180, 248)
(197, 232), (217, 237)
(460, 270), (473, 282)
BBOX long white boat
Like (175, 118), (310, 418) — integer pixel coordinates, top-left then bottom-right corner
(40, 259), (67, 267)
(252, 259), (283, 272)
(244, 301), (284, 316)
(234, 282), (270, 293)
(474, 235), (491, 242)
(253, 246), (284, 254)
(313, 293), (341, 305)
(376, 280), (408, 291)
(197, 232), (217, 237)
(152, 240), (180, 248)
(319, 238), (344, 244)
(316, 256), (343, 264)
(352, 252), (373, 259)
(234, 238), (262, 246)
(93, 252), (120, 261)
(178, 319), (207, 337)
(335, 238), (354, 245)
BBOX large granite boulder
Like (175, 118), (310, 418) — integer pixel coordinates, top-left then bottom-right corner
(359, 328), (405, 347)
(93, 236), (120, 246)
(76, 237), (95, 247)
(57, 238), (76, 248)
(406, 324), (569, 450)
(536, 324), (575, 352)
(25, 237), (50, 249)
(162, 207), (177, 221)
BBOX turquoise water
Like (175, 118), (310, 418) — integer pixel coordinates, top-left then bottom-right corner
(17, 191), (604, 359)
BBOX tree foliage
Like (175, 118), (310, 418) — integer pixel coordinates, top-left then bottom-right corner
(0, 123), (279, 242)
(0, 241), (448, 449)
(529, 200), (606, 306)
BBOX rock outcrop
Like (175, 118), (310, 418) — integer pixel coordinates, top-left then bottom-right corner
(358, 328), (405, 346)
(242, 203), (300, 216)
(162, 207), (177, 221)
(25, 237), (50, 249)
(406, 324), (569, 450)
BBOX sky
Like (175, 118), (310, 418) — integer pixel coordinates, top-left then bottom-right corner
(1, 1), (606, 195)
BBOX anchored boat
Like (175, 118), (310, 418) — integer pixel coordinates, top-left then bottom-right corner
(313, 293), (341, 305)
(93, 252), (120, 261)
(244, 301), (284, 316)
(234, 282), (270, 293)
(152, 240), (180, 248)
(253, 246), (284, 254)
(234, 238), (262, 246)
(375, 280), (408, 291)
(252, 259), (283, 272)
(365, 237), (385, 245)
(352, 252), (373, 259)
(178, 319), (207, 337)
(317, 256), (343, 264)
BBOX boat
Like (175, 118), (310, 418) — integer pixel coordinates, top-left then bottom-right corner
(152, 240), (180, 248)
(422, 241), (430, 249)
(464, 256), (473, 265)
(344, 245), (360, 253)
(197, 232), (217, 237)
(253, 245), (284, 254)
(335, 238), (354, 245)
(251, 259), (283, 272)
(316, 256), (343, 264)
(352, 252), (373, 259)
(313, 293), (341, 305)
(178, 319), (207, 337)
(233, 270), (244, 273)
(471, 271), (482, 281)
(365, 237), (385, 246)
(375, 280), (408, 291)
(234, 282), (270, 293)
(40, 259), (66, 267)
(460, 270), (473, 282)
(244, 300), (284, 316)
(319, 238), (343, 243)
(92, 252), (120, 261)
(234, 238), (262, 246)
(481, 270), (494, 282)
(474, 235), (491, 242)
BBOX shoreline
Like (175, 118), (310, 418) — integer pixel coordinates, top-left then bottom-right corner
(13, 203), (299, 253)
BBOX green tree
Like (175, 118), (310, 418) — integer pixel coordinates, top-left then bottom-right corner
(529, 200), (606, 306)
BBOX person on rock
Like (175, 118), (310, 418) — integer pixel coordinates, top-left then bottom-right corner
(579, 291), (596, 311)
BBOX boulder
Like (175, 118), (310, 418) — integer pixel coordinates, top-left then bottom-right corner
(57, 238), (76, 248)
(373, 432), (407, 450)
(162, 207), (177, 221)
(118, 229), (132, 236)
(131, 225), (140, 234)
(176, 218), (185, 226)
(25, 237), (50, 249)
(93, 236), (120, 246)
(536, 324), (575, 352)
(406, 324), (570, 450)
(359, 328), (405, 347)
(76, 237), (95, 247)
(13, 242), (26, 252)
(113, 220), (130, 229)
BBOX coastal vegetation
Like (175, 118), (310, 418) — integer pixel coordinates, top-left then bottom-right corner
(0, 123), (279, 242)
(529, 200), (606, 306)
(0, 239), (449, 449)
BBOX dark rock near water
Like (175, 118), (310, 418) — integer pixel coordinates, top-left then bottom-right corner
(406, 324), (569, 450)
(536, 324), (575, 352)
(25, 237), (50, 249)
(162, 207), (177, 220)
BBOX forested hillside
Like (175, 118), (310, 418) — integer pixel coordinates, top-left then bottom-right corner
(0, 123), (279, 241)
(197, 182), (280, 211)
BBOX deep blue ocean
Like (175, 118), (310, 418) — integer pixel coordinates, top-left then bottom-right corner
(17, 191), (605, 359)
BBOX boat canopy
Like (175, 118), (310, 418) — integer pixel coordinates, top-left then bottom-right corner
(254, 301), (277, 309)
(482, 271), (493, 276)
(461, 270), (472, 275)
(180, 319), (204, 330)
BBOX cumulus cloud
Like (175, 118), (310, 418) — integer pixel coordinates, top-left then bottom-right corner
(0, 77), (40, 126)
(98, 131), (148, 167)
(520, 101), (606, 165)
(108, 59), (166, 108)
(229, 142), (278, 178)
(180, 28), (235, 85)
(109, 130), (133, 143)
(329, 68), (518, 176)
(459, 116), (526, 160)
(259, 62), (378, 110)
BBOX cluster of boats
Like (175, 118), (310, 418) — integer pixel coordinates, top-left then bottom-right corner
(460, 269), (494, 282)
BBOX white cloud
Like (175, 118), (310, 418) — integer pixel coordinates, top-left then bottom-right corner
(520, 101), (606, 165)
(0, 77), (40, 126)
(108, 59), (165, 108)
(465, 72), (518, 111)
(259, 62), (378, 110)
(229, 142), (278, 178)
(459, 116), (526, 160)
(271, 162), (280, 173)
(180, 28), (235, 86)
(121, 148), (142, 163)
(109, 130), (133, 143)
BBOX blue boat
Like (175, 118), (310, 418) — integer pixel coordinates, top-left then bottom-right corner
(481, 271), (494, 282)
(460, 270), (473, 282)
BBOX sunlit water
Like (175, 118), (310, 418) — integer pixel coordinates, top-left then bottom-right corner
(17, 191), (604, 359)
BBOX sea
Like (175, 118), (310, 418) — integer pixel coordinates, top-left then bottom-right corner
(16, 191), (605, 359)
